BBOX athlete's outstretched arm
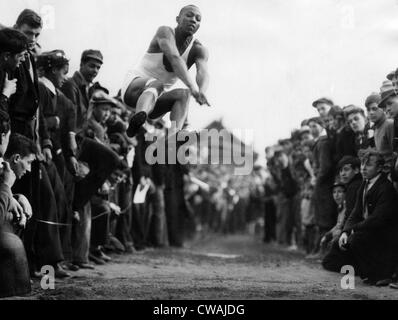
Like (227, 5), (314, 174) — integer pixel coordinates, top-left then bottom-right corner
(195, 45), (210, 94)
(156, 26), (198, 92)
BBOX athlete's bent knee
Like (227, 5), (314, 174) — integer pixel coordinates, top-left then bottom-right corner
(178, 89), (191, 102)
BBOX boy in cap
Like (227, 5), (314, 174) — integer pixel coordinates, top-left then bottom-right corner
(83, 92), (116, 145)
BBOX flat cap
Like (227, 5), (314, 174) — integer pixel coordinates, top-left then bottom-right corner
(81, 49), (103, 64)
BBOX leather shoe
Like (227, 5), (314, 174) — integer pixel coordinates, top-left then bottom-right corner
(61, 261), (80, 272)
(74, 262), (95, 270)
(389, 282), (398, 289)
(92, 248), (112, 262)
(54, 264), (71, 279)
(89, 253), (106, 265)
(376, 278), (392, 287)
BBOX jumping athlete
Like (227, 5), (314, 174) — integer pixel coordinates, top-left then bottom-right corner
(121, 5), (210, 138)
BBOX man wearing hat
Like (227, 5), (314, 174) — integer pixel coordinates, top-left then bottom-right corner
(61, 49), (118, 269)
(121, 5), (210, 138)
(61, 49), (104, 132)
(312, 97), (334, 120)
(82, 92), (117, 145)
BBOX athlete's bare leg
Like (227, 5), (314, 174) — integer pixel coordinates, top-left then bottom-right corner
(126, 84), (191, 137)
(153, 88), (191, 133)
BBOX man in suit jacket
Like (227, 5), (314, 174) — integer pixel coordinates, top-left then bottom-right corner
(323, 148), (398, 286)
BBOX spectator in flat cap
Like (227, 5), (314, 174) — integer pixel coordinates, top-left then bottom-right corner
(386, 69), (398, 89)
(379, 80), (398, 111)
(61, 49), (104, 131)
(82, 92), (116, 145)
(312, 97), (334, 119)
(81, 50), (103, 65)
(365, 92), (394, 172)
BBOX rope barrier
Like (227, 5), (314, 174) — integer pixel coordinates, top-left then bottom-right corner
(36, 202), (133, 225)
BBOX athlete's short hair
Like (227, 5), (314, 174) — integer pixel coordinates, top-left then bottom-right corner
(179, 5), (200, 16)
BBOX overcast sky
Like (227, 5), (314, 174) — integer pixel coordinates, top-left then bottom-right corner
(2, 0), (398, 158)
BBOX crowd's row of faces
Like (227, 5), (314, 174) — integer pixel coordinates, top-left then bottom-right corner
(315, 98), (398, 135)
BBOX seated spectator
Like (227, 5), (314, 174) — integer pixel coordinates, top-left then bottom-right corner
(0, 119), (32, 298)
(322, 148), (398, 286)
(320, 181), (346, 252)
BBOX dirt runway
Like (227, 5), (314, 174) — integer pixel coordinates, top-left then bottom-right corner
(11, 233), (398, 300)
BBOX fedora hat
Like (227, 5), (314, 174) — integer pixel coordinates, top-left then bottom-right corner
(379, 80), (398, 109)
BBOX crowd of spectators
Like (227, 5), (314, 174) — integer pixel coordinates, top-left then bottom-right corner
(265, 74), (398, 288)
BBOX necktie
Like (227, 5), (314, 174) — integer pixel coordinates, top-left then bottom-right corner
(362, 180), (369, 219)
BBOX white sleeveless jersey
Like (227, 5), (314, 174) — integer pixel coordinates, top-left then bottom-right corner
(133, 37), (195, 88)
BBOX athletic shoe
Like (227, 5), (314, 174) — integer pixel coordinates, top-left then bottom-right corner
(126, 111), (147, 137)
